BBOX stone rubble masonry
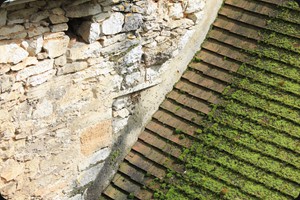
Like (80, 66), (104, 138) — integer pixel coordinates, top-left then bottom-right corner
(0, 0), (207, 199)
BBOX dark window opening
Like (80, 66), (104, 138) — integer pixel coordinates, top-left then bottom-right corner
(0, 193), (6, 200)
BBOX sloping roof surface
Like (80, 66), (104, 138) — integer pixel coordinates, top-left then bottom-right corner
(100, 0), (300, 199)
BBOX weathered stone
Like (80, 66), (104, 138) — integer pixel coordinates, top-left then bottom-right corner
(0, 64), (10, 74)
(57, 62), (88, 75)
(0, 25), (25, 37)
(80, 120), (112, 156)
(78, 147), (110, 171)
(50, 23), (68, 32)
(0, 159), (24, 181)
(30, 10), (50, 23)
(43, 35), (70, 58)
(169, 3), (184, 19)
(49, 14), (69, 24)
(0, 43), (28, 64)
(102, 12), (124, 35)
(124, 45), (143, 65)
(27, 69), (55, 86)
(28, 26), (50, 38)
(77, 21), (100, 44)
(122, 13), (143, 32)
(27, 36), (44, 56)
(0, 9), (7, 27)
(44, 32), (65, 40)
(54, 55), (67, 66)
(100, 33), (126, 47)
(32, 99), (53, 118)
(113, 108), (130, 118)
(91, 12), (111, 23)
(16, 59), (54, 81)
(65, 3), (101, 18)
(67, 42), (102, 61)
(8, 8), (38, 21)
(11, 57), (38, 71)
(184, 0), (205, 14)
(51, 8), (65, 15)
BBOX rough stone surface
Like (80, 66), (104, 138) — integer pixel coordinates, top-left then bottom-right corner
(65, 3), (101, 18)
(0, 159), (24, 182)
(102, 12), (124, 35)
(78, 21), (101, 44)
(67, 42), (102, 61)
(0, 9), (7, 26)
(80, 120), (112, 156)
(0, 43), (28, 64)
(43, 35), (70, 58)
(122, 13), (143, 32)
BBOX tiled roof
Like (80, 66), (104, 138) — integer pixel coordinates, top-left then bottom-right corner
(100, 0), (300, 199)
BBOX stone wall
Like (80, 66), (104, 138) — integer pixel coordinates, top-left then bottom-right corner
(0, 0), (207, 199)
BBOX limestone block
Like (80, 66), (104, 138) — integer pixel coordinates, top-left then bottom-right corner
(0, 9), (7, 27)
(57, 61), (88, 75)
(112, 98), (127, 110)
(8, 8), (38, 22)
(102, 12), (124, 35)
(54, 55), (67, 66)
(113, 108), (130, 118)
(122, 13), (143, 32)
(80, 119), (112, 156)
(100, 33), (126, 47)
(0, 75), (14, 92)
(30, 10), (50, 23)
(51, 23), (68, 32)
(32, 99), (53, 119)
(27, 69), (55, 86)
(16, 59), (54, 81)
(124, 45), (143, 65)
(77, 21), (101, 44)
(0, 159), (24, 181)
(0, 121), (15, 140)
(0, 64), (10, 74)
(51, 8), (65, 15)
(184, 0), (205, 14)
(169, 3), (184, 19)
(91, 12), (111, 23)
(67, 42), (102, 61)
(43, 35), (70, 58)
(0, 24), (24, 36)
(49, 14), (69, 24)
(65, 3), (101, 18)
(28, 26), (50, 38)
(11, 57), (38, 71)
(124, 71), (141, 87)
(27, 36), (44, 56)
(0, 43), (28, 64)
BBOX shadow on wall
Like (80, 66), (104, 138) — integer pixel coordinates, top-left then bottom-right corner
(0, 193), (6, 200)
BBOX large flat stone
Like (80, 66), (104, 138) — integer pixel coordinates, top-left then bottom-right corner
(66, 42), (102, 61)
(122, 13), (143, 32)
(65, 3), (101, 18)
(43, 35), (70, 58)
(77, 21), (100, 44)
(102, 12), (124, 35)
(0, 43), (28, 64)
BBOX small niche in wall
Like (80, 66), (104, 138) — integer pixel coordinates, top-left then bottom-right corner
(66, 17), (86, 42)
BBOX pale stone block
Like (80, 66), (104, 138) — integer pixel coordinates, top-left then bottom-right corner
(184, 0), (205, 14)
(30, 10), (50, 22)
(32, 99), (54, 118)
(102, 12), (124, 35)
(51, 23), (68, 32)
(67, 42), (102, 61)
(0, 25), (24, 36)
(100, 33), (126, 47)
(65, 3), (101, 18)
(43, 35), (70, 58)
(54, 55), (67, 66)
(11, 57), (38, 71)
(51, 8), (65, 15)
(77, 21), (100, 44)
(57, 61), (88, 75)
(91, 12), (110, 23)
(80, 119), (112, 156)
(27, 36), (44, 56)
(122, 13), (143, 32)
(0, 43), (28, 64)
(16, 59), (54, 81)
(28, 26), (50, 38)
(169, 3), (184, 19)
(49, 14), (69, 24)
(124, 45), (143, 65)
(27, 69), (55, 86)
(0, 9), (7, 27)
(0, 159), (25, 181)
